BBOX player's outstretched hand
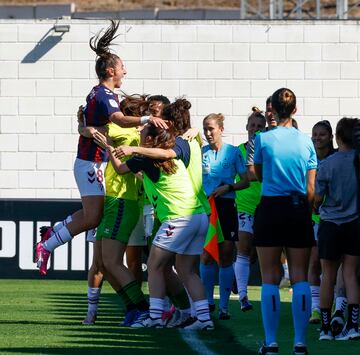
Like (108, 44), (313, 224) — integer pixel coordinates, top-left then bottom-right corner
(149, 116), (168, 129)
(94, 131), (113, 151)
(114, 145), (134, 158)
(182, 127), (199, 141)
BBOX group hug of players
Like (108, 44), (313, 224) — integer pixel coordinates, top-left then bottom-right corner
(33, 20), (360, 355)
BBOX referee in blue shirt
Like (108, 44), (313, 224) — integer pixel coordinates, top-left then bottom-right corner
(253, 88), (317, 355)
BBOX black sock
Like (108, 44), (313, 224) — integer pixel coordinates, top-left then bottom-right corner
(346, 304), (359, 330)
(320, 308), (331, 330)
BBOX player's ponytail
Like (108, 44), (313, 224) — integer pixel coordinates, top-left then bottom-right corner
(89, 20), (121, 80)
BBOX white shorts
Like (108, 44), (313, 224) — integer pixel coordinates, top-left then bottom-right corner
(74, 158), (106, 197)
(128, 213), (147, 247)
(313, 223), (319, 243)
(143, 204), (155, 238)
(152, 213), (208, 255)
(238, 212), (254, 234)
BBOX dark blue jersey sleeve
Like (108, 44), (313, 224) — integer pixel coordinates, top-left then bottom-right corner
(126, 156), (160, 182)
(173, 137), (191, 168)
(97, 86), (120, 118)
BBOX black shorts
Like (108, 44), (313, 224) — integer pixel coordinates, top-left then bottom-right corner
(318, 218), (360, 260)
(253, 195), (315, 248)
(214, 197), (238, 242)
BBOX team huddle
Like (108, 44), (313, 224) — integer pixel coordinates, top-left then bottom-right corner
(33, 21), (360, 355)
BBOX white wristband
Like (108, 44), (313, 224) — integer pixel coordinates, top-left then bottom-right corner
(140, 115), (150, 125)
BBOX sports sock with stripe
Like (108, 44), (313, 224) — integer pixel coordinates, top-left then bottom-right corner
(199, 262), (216, 306)
(87, 287), (101, 313)
(219, 265), (234, 310)
(116, 287), (136, 311)
(234, 254), (250, 300)
(53, 215), (73, 233)
(261, 283), (280, 346)
(194, 299), (210, 321)
(310, 285), (320, 311)
(346, 304), (359, 330)
(320, 308), (331, 330)
(43, 225), (72, 252)
(292, 281), (311, 345)
(149, 298), (165, 319)
(123, 280), (149, 311)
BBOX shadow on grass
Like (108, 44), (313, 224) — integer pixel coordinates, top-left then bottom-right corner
(0, 292), (258, 354)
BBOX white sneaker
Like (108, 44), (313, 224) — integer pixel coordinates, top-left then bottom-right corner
(82, 311), (97, 325)
(182, 318), (214, 331)
(330, 311), (345, 336)
(319, 329), (334, 341)
(166, 310), (191, 328)
(131, 312), (164, 328)
(335, 326), (360, 340)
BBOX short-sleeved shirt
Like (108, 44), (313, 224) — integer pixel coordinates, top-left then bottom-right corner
(77, 85), (120, 162)
(312, 149), (337, 224)
(246, 129), (269, 166)
(235, 143), (262, 216)
(316, 150), (358, 224)
(254, 126), (317, 196)
(104, 123), (140, 200)
(202, 143), (246, 199)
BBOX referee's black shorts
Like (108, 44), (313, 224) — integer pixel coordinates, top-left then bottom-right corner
(253, 195), (315, 248)
(214, 196), (239, 242)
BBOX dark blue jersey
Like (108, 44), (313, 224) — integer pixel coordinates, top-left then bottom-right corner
(77, 85), (120, 162)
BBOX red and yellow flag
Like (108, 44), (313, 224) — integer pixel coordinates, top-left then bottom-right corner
(204, 195), (224, 264)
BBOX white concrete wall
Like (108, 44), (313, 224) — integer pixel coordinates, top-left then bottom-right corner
(1, 19), (360, 198)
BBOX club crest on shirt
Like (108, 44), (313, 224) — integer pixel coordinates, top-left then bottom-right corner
(221, 159), (230, 169)
(108, 99), (118, 108)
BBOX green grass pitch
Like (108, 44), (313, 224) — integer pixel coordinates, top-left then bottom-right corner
(0, 280), (359, 354)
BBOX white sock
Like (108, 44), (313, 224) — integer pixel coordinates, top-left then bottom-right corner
(234, 254), (250, 300)
(88, 287), (101, 313)
(335, 297), (347, 314)
(194, 299), (210, 322)
(43, 225), (72, 252)
(282, 262), (289, 279)
(53, 215), (72, 233)
(310, 285), (320, 311)
(149, 297), (165, 319)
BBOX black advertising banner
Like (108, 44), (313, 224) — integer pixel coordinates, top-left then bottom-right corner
(0, 199), (92, 279)
(0, 198), (261, 284)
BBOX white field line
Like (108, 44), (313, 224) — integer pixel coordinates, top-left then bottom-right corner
(179, 330), (218, 355)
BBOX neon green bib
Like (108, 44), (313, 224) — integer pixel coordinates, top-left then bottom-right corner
(187, 139), (211, 215)
(143, 158), (204, 223)
(235, 143), (262, 216)
(105, 124), (140, 200)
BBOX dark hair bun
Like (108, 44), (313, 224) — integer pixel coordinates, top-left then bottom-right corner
(175, 98), (191, 111)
